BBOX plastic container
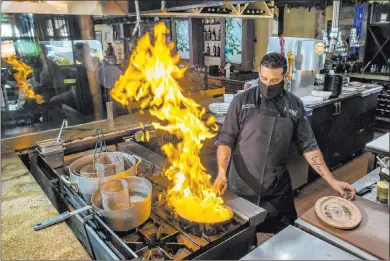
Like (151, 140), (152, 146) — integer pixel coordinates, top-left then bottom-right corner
(38, 148), (65, 168)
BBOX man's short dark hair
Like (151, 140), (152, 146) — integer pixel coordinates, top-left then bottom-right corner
(260, 52), (287, 74)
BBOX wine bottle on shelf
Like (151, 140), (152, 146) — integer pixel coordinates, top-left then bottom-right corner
(218, 27), (221, 41)
(216, 43), (220, 57)
(251, 9), (256, 15)
(203, 27), (207, 41)
(245, 9), (251, 15)
(213, 43), (216, 57)
(212, 28), (216, 41)
(211, 8), (215, 13)
(207, 8), (212, 13)
(216, 8), (220, 13)
(208, 27), (212, 41)
(206, 43), (210, 55)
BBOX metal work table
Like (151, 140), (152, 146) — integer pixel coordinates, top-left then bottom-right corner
(365, 132), (390, 157)
(240, 225), (361, 260)
(295, 168), (388, 260)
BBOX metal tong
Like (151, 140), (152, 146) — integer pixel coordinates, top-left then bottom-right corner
(93, 128), (107, 166)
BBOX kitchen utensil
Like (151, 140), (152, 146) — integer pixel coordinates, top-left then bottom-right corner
(323, 74), (343, 98)
(93, 128), (107, 165)
(56, 119), (68, 143)
(376, 156), (388, 169)
(356, 183), (376, 197)
(314, 196), (361, 230)
(33, 205), (93, 231)
(91, 176), (152, 231)
(62, 152), (140, 204)
(100, 179), (131, 210)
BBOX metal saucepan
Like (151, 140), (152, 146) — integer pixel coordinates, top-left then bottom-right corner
(61, 152), (141, 204)
(91, 176), (152, 232)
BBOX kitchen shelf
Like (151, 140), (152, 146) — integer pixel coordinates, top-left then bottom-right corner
(376, 116), (390, 123)
(204, 55), (221, 58)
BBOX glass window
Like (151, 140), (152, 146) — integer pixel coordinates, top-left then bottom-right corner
(175, 19), (190, 60)
(225, 18), (242, 65)
(1, 13), (121, 139)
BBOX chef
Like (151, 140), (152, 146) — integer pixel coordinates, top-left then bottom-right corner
(213, 52), (356, 236)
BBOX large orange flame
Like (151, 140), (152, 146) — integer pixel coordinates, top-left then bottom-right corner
(111, 22), (232, 223)
(3, 55), (44, 104)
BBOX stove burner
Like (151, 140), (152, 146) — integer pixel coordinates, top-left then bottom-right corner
(142, 248), (167, 260)
(121, 214), (197, 260)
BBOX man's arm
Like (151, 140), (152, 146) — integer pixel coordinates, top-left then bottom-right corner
(293, 100), (356, 199)
(304, 149), (356, 199)
(217, 145), (231, 175)
(213, 97), (240, 194)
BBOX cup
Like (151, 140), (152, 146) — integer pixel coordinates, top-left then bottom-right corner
(100, 179), (130, 210)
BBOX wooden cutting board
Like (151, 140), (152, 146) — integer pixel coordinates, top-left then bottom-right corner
(301, 196), (389, 260)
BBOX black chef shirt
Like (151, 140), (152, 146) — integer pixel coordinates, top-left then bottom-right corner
(215, 87), (319, 154)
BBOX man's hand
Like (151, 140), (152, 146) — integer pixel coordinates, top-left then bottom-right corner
(213, 172), (228, 195)
(329, 179), (356, 200)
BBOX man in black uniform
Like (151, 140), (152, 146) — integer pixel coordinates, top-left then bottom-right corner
(213, 52), (356, 235)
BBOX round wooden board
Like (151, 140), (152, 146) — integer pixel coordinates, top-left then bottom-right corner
(315, 196), (362, 230)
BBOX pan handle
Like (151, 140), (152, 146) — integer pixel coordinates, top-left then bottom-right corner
(60, 175), (79, 193)
(33, 206), (92, 231)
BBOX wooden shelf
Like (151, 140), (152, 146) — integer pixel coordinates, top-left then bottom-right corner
(204, 55), (221, 58)
(139, 1), (273, 19)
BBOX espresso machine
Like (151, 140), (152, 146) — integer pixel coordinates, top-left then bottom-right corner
(267, 37), (326, 97)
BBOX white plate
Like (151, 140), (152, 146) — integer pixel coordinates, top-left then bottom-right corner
(209, 103), (230, 114)
(300, 95), (324, 106)
(311, 91), (332, 99)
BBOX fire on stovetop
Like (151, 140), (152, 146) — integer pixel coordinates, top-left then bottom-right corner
(110, 22), (233, 224)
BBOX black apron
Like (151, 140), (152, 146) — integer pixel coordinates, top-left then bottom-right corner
(228, 91), (297, 234)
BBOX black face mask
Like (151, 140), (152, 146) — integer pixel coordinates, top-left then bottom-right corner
(259, 80), (284, 99)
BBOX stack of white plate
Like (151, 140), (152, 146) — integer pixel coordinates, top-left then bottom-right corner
(300, 95), (324, 106)
(209, 103), (230, 124)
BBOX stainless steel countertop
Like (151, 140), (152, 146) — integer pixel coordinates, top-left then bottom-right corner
(240, 225), (361, 260)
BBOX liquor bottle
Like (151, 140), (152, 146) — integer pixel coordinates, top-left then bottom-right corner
(213, 43), (216, 56)
(216, 43), (220, 57)
(251, 9), (256, 15)
(203, 27), (207, 41)
(207, 8), (211, 13)
(216, 8), (220, 13)
(208, 27), (212, 41)
(206, 43), (210, 55)
(212, 28), (216, 41)
(218, 27), (221, 41)
(245, 9), (251, 15)
(211, 8), (215, 13)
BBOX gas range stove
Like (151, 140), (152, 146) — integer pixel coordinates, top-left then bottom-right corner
(27, 132), (266, 260)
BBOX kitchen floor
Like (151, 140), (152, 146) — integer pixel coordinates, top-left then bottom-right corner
(256, 151), (372, 245)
